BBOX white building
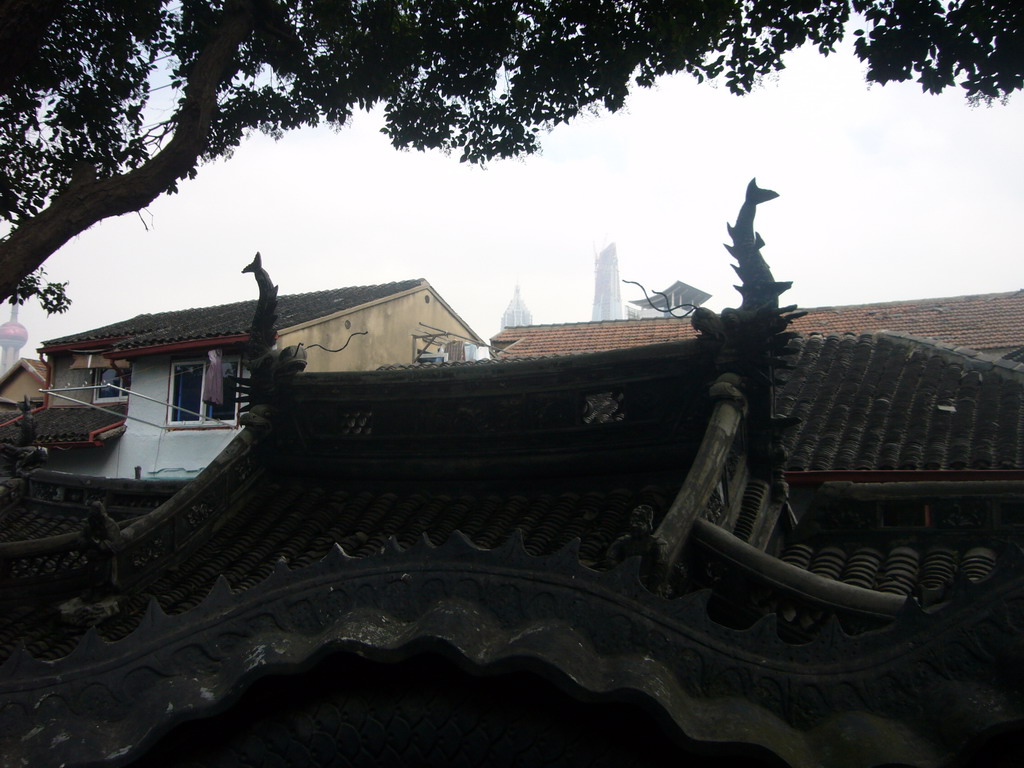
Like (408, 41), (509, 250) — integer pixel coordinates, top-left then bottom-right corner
(8, 280), (482, 479)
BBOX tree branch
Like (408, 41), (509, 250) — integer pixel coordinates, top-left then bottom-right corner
(0, 0), (257, 301)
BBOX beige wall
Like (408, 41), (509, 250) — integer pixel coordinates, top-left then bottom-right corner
(44, 355), (129, 407)
(278, 284), (481, 373)
(0, 367), (45, 410)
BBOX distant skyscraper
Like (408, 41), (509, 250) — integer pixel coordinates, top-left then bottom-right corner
(501, 284), (533, 329)
(0, 304), (28, 374)
(591, 243), (623, 321)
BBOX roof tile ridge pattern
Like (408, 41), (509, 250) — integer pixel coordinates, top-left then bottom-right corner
(779, 332), (1024, 471)
(42, 279), (425, 347)
(4, 505), (1024, 768)
(798, 288), (1024, 313)
(878, 330), (1024, 383)
(497, 316), (688, 333)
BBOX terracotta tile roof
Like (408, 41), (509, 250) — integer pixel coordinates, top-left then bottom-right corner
(789, 290), (1024, 352)
(492, 291), (1024, 357)
(492, 318), (696, 356)
(23, 358), (47, 381)
(0, 358), (47, 389)
(778, 333), (1024, 471)
(42, 280), (425, 351)
(0, 404), (126, 445)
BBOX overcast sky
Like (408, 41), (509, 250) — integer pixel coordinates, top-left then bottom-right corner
(8, 36), (1023, 357)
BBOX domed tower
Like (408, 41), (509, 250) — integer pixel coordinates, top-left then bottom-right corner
(0, 304), (28, 374)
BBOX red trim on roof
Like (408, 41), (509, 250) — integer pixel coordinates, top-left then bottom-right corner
(786, 469), (1024, 485)
(0, 404), (46, 429)
(38, 337), (131, 355)
(39, 440), (105, 449)
(113, 334), (251, 359)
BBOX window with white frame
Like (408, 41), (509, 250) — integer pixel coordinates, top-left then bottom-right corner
(93, 366), (130, 403)
(168, 356), (240, 425)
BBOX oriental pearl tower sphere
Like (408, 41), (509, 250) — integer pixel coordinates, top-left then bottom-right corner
(0, 304), (28, 374)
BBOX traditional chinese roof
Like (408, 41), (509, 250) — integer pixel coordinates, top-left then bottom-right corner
(4, 185), (1023, 768)
(0, 404), (125, 446)
(491, 290), (1024, 357)
(778, 333), (1024, 472)
(40, 280), (425, 351)
(0, 470), (675, 661)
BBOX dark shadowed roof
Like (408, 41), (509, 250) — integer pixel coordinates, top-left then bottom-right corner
(492, 290), (1024, 357)
(778, 333), (1024, 471)
(0, 404), (126, 445)
(0, 471), (674, 662)
(41, 280), (425, 351)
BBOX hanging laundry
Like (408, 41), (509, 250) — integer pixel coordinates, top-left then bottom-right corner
(203, 349), (224, 406)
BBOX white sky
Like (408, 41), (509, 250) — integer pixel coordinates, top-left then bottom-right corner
(9, 37), (1024, 357)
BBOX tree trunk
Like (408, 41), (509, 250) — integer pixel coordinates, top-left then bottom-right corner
(0, 0), (256, 303)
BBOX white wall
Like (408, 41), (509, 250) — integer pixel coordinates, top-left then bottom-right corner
(47, 353), (242, 480)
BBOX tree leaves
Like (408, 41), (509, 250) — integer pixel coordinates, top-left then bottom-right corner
(0, 0), (1020, 304)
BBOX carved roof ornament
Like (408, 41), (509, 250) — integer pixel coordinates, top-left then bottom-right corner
(693, 179), (806, 373)
(235, 252), (306, 425)
(726, 179), (785, 310)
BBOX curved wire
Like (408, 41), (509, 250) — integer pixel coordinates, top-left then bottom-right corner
(302, 331), (368, 354)
(621, 280), (697, 318)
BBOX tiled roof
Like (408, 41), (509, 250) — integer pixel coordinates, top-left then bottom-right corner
(23, 359), (47, 380)
(42, 280), (425, 351)
(0, 404), (126, 445)
(492, 291), (1024, 357)
(0, 505), (87, 543)
(1003, 346), (1024, 363)
(0, 358), (47, 389)
(0, 472), (674, 662)
(492, 318), (695, 356)
(788, 291), (1024, 351)
(778, 333), (1024, 471)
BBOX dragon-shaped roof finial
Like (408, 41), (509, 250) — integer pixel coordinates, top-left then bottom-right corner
(723, 179), (792, 311)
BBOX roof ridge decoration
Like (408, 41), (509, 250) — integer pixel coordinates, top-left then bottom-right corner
(233, 253), (307, 424)
(653, 181), (805, 588)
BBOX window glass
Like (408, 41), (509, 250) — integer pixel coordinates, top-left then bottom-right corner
(94, 367), (129, 402)
(171, 362), (204, 422)
(205, 360), (238, 421)
(169, 357), (240, 425)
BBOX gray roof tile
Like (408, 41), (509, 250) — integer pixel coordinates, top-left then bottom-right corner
(779, 333), (1024, 471)
(42, 280), (424, 350)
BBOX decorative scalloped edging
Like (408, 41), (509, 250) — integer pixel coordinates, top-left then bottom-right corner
(1, 531), (1022, 768)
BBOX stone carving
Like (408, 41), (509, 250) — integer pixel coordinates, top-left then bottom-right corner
(0, 397), (47, 477)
